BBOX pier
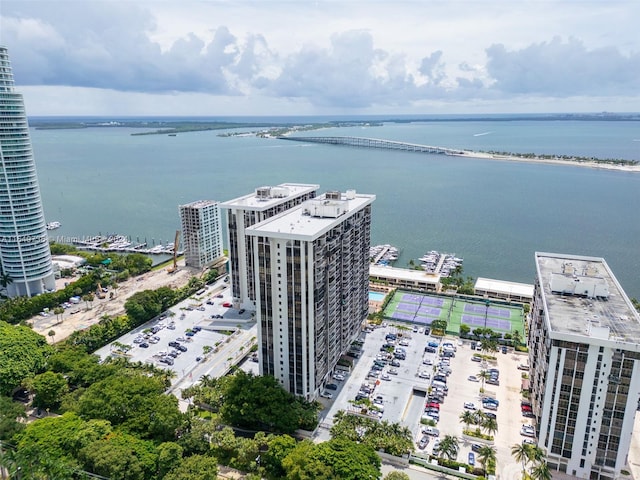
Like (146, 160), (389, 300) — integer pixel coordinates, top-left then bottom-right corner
(277, 135), (467, 156)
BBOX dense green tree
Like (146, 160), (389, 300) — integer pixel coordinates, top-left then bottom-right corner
(0, 321), (51, 395)
(530, 461), (552, 480)
(0, 395), (26, 440)
(282, 438), (380, 480)
(262, 434), (297, 479)
(26, 371), (69, 410)
(76, 373), (184, 441)
(163, 454), (218, 480)
(46, 346), (112, 388)
(156, 442), (184, 478)
(281, 440), (334, 479)
(78, 431), (158, 480)
(217, 371), (319, 433)
(384, 472), (411, 480)
(15, 411), (112, 462)
(177, 417), (219, 456)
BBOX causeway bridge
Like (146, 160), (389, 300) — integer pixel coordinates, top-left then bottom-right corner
(277, 135), (467, 156)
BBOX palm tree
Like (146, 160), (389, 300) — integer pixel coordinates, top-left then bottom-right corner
(482, 416), (498, 439)
(459, 411), (475, 431)
(48, 330), (56, 344)
(530, 460), (552, 480)
(478, 370), (491, 390)
(477, 444), (496, 475)
(438, 435), (459, 460)
(0, 272), (13, 296)
(511, 329), (523, 348)
(527, 445), (546, 468)
(53, 306), (64, 324)
(511, 443), (531, 479)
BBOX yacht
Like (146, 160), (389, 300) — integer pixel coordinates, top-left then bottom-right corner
(46, 221), (61, 230)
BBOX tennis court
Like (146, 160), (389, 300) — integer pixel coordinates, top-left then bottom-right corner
(382, 290), (525, 336)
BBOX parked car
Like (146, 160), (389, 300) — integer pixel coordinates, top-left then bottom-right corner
(518, 364), (530, 371)
(320, 391), (333, 399)
(333, 373), (345, 381)
(471, 443), (482, 453)
(139, 342), (149, 348)
(468, 375), (479, 382)
(468, 452), (475, 466)
(502, 346), (508, 354)
(521, 425), (536, 437)
(388, 368), (399, 375)
(471, 355), (482, 362)
(422, 426), (440, 436)
(464, 402), (476, 410)
(176, 345), (188, 352)
(418, 435), (429, 449)
(325, 383), (338, 391)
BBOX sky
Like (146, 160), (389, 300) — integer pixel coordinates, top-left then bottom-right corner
(1, 0), (640, 116)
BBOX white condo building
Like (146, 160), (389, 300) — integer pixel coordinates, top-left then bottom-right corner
(529, 252), (640, 480)
(220, 184), (319, 310)
(179, 200), (224, 269)
(0, 46), (55, 297)
(246, 190), (374, 399)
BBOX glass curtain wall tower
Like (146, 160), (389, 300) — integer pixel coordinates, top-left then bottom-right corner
(0, 46), (55, 297)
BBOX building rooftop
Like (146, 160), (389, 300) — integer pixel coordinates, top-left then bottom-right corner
(535, 252), (640, 344)
(180, 200), (219, 209)
(369, 264), (441, 284)
(220, 183), (319, 210)
(475, 277), (534, 299)
(246, 190), (375, 240)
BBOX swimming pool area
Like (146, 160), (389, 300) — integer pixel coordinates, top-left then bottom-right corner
(369, 291), (386, 302)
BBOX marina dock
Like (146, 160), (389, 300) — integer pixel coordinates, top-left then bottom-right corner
(50, 234), (183, 256)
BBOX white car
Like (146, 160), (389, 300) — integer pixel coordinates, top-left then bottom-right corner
(381, 373), (391, 381)
(419, 370), (431, 379)
(333, 373), (345, 381)
(468, 375), (479, 382)
(464, 402), (477, 410)
(320, 391), (333, 399)
(423, 358), (433, 365)
(521, 425), (536, 437)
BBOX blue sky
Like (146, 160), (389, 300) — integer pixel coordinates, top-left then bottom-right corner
(2, 0), (639, 116)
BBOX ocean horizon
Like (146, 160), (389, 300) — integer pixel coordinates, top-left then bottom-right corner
(30, 116), (640, 299)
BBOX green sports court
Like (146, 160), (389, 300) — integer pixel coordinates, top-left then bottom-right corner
(382, 290), (525, 337)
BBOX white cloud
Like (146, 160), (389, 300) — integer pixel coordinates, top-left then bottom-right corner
(3, 0), (640, 115)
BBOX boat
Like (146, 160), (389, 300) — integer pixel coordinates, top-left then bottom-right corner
(46, 221), (61, 230)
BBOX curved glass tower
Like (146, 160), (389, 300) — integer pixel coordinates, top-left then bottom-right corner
(0, 46), (55, 297)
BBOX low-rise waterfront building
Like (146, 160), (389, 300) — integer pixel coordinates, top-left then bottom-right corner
(369, 264), (440, 293)
(529, 252), (640, 480)
(474, 277), (533, 303)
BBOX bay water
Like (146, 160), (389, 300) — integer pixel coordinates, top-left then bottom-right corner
(31, 118), (640, 299)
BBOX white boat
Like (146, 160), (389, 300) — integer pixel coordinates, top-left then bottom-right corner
(46, 221), (61, 230)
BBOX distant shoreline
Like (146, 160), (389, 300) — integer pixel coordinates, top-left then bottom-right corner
(454, 150), (640, 172)
(29, 117), (640, 171)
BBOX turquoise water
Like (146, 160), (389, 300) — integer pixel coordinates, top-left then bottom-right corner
(369, 292), (386, 302)
(30, 119), (640, 299)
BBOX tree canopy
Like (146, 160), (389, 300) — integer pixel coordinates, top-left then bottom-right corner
(0, 321), (51, 395)
(282, 437), (381, 480)
(75, 373), (184, 441)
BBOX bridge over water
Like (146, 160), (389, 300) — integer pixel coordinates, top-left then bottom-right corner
(277, 135), (467, 156)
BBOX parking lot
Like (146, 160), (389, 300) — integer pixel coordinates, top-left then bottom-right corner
(95, 277), (257, 389)
(316, 322), (533, 478)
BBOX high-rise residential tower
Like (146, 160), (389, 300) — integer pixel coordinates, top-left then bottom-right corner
(246, 190), (374, 399)
(220, 184), (319, 309)
(179, 200), (224, 269)
(0, 46), (55, 297)
(529, 252), (640, 480)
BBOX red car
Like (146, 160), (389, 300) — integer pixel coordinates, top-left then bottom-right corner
(222, 302), (232, 307)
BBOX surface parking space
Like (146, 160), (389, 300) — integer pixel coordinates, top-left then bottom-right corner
(318, 321), (532, 473)
(95, 278), (254, 386)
